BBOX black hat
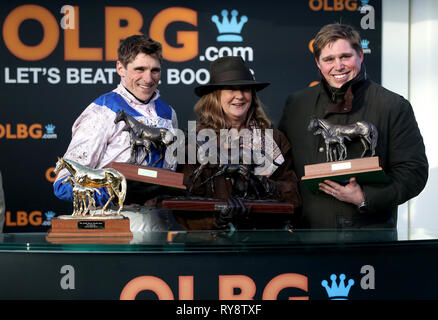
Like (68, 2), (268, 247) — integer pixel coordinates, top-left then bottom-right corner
(194, 56), (270, 97)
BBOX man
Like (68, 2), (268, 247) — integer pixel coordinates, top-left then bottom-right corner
(279, 23), (428, 229)
(54, 35), (178, 230)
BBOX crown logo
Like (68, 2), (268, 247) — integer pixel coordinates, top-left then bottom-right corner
(361, 39), (371, 54)
(211, 9), (248, 42)
(45, 211), (56, 220)
(321, 274), (354, 300)
(45, 124), (56, 134)
(42, 211), (56, 226)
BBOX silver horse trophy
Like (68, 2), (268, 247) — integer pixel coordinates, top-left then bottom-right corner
(54, 157), (127, 216)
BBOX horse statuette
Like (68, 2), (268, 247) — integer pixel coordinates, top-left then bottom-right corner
(308, 117), (378, 162)
(188, 140), (276, 200)
(114, 110), (174, 166)
(62, 176), (101, 216)
(54, 157), (127, 216)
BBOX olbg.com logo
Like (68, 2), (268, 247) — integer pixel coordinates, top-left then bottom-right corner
(0, 123), (57, 139)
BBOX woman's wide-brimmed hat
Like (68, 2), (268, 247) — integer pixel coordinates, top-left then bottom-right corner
(194, 56), (270, 97)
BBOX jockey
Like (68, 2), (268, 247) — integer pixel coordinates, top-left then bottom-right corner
(53, 36), (177, 208)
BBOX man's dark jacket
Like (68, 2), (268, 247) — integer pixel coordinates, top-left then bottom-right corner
(278, 69), (428, 229)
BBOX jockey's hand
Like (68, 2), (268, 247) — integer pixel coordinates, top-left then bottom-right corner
(318, 177), (365, 206)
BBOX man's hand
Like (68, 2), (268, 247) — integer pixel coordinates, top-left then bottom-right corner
(318, 177), (365, 206)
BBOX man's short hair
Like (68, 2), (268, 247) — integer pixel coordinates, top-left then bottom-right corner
(117, 35), (163, 67)
(312, 23), (362, 60)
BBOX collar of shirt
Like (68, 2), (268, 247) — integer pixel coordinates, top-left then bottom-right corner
(116, 83), (161, 117)
(320, 64), (368, 118)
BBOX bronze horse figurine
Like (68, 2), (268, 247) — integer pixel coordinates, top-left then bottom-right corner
(308, 117), (378, 162)
(188, 140), (276, 199)
(313, 127), (349, 162)
(114, 110), (174, 167)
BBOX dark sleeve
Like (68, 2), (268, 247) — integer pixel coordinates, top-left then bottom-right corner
(269, 130), (302, 208)
(363, 98), (428, 212)
(278, 94), (294, 135)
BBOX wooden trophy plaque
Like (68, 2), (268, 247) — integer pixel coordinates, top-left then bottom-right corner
(105, 162), (186, 190)
(302, 156), (388, 193)
(46, 216), (133, 244)
(162, 197), (294, 214)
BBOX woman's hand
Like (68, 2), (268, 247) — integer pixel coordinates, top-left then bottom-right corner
(215, 198), (252, 228)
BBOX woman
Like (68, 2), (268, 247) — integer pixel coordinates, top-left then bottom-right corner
(176, 56), (301, 230)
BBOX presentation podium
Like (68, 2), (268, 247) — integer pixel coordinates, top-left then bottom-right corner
(0, 227), (437, 300)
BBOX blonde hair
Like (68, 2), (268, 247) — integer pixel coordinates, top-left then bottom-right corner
(194, 89), (272, 132)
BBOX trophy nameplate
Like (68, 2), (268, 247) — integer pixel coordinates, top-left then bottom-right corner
(162, 197), (294, 214)
(46, 214), (133, 244)
(302, 156), (388, 193)
(105, 162), (186, 190)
